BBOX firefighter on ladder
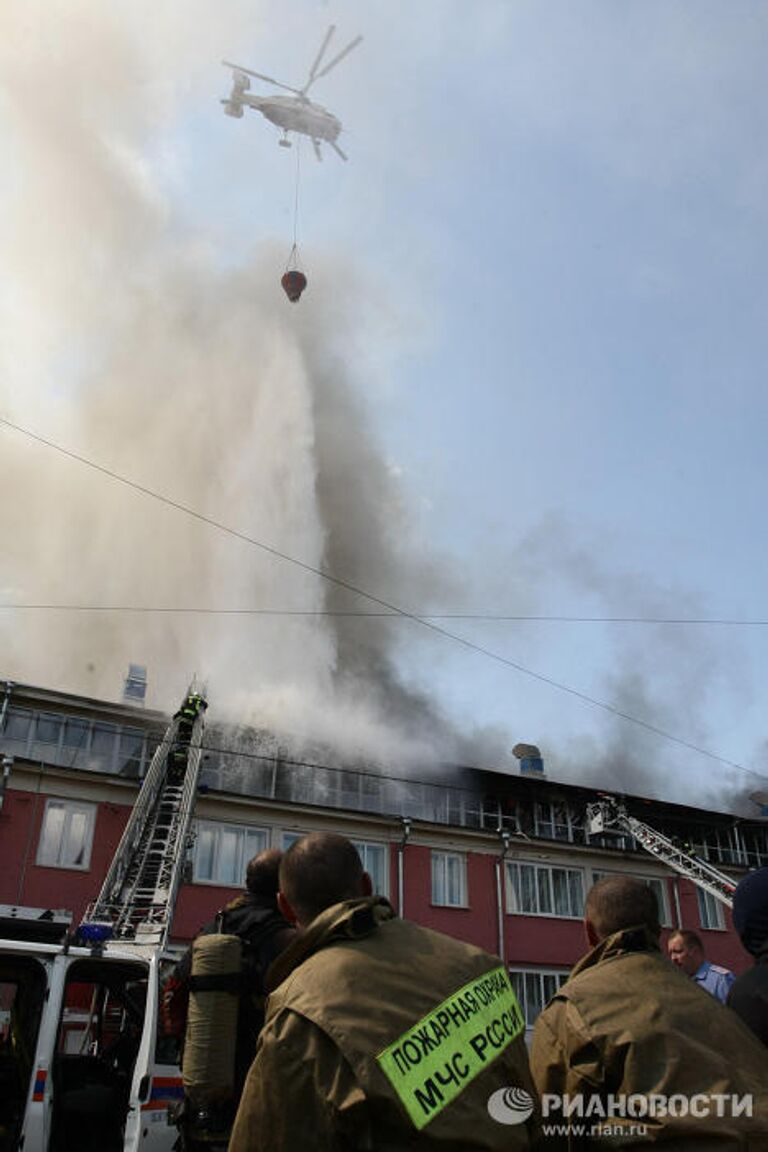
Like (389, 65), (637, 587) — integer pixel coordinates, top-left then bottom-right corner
(167, 693), (207, 785)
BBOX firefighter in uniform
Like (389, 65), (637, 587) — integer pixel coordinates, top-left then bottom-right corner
(531, 875), (768, 1148)
(167, 692), (207, 784)
(230, 833), (539, 1152)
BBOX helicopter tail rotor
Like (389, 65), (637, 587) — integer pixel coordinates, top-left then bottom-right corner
(222, 60), (302, 96)
(221, 98), (244, 119)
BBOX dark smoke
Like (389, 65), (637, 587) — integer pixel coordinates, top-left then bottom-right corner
(0, 3), (505, 772)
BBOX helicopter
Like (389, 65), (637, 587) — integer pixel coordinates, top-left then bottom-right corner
(222, 25), (362, 161)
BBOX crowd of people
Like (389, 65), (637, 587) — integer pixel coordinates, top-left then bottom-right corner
(167, 834), (768, 1150)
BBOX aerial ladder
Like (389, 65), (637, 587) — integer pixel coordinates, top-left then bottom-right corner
(587, 796), (736, 908)
(0, 686), (211, 1152)
(80, 687), (208, 948)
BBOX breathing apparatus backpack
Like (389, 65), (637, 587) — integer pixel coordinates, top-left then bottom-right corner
(182, 933), (243, 1109)
(180, 911), (287, 1114)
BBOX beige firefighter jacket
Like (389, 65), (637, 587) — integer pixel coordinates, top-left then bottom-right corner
(531, 925), (768, 1150)
(229, 896), (538, 1151)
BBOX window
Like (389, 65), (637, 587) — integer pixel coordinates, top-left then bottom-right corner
(431, 851), (467, 907)
(3, 707), (32, 742)
(351, 840), (388, 897)
(532, 802), (581, 842)
(741, 827), (768, 870)
(117, 728), (145, 776)
(591, 870), (672, 927)
(37, 799), (95, 869)
(509, 968), (570, 1028)
(193, 821), (268, 885)
(62, 718), (90, 749)
(281, 831), (303, 850)
(35, 714), (63, 745)
(507, 862), (584, 918)
(551, 804), (573, 842)
(697, 887), (725, 930)
(641, 878), (671, 926)
(90, 723), (118, 768)
(2, 710), (152, 777)
(533, 803), (555, 839)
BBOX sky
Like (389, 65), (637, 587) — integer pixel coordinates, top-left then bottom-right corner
(1, 0), (767, 813)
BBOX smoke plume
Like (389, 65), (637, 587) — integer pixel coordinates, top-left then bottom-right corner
(506, 518), (752, 808)
(0, 4), (758, 810)
(0, 1), (507, 771)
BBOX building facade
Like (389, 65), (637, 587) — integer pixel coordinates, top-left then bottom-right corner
(1, 677), (765, 1033)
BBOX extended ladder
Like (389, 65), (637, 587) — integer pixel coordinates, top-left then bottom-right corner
(81, 688), (208, 947)
(587, 797), (736, 908)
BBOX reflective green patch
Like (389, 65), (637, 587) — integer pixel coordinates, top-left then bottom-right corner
(376, 965), (525, 1130)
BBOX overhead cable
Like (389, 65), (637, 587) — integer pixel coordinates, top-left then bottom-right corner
(194, 739), (768, 785)
(0, 413), (762, 779)
(0, 603), (766, 626)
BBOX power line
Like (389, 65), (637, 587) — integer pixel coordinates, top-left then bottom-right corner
(198, 742), (483, 793)
(0, 414), (423, 613)
(0, 603), (766, 626)
(194, 739), (768, 786)
(0, 413), (763, 779)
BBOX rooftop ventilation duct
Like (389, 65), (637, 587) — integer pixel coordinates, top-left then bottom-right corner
(123, 664), (147, 705)
(512, 742), (545, 778)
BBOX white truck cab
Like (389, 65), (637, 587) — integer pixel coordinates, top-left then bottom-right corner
(2, 690), (207, 1152)
(1, 908), (182, 1152)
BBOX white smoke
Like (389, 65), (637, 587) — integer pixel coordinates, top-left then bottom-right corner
(1, 3), (757, 808)
(0, 1), (508, 770)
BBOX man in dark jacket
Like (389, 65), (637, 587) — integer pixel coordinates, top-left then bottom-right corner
(164, 847), (295, 1149)
(532, 875), (768, 1149)
(230, 833), (539, 1152)
(728, 866), (768, 1047)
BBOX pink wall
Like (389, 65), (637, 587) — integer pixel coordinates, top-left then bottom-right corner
(0, 790), (131, 923)
(0, 786), (754, 977)
(0, 788), (252, 944)
(400, 847), (499, 954)
(506, 916), (586, 969)
(173, 883), (238, 940)
(0, 790), (39, 904)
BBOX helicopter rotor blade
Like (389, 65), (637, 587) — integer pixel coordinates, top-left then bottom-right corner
(302, 35), (362, 92)
(305, 26), (336, 86)
(222, 61), (301, 95)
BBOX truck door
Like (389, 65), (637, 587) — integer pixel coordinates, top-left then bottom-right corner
(48, 956), (149, 1152)
(0, 955), (48, 1152)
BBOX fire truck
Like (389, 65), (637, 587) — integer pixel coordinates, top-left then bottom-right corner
(0, 689), (207, 1152)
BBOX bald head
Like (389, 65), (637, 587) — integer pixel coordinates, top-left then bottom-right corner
(585, 876), (660, 942)
(279, 833), (370, 927)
